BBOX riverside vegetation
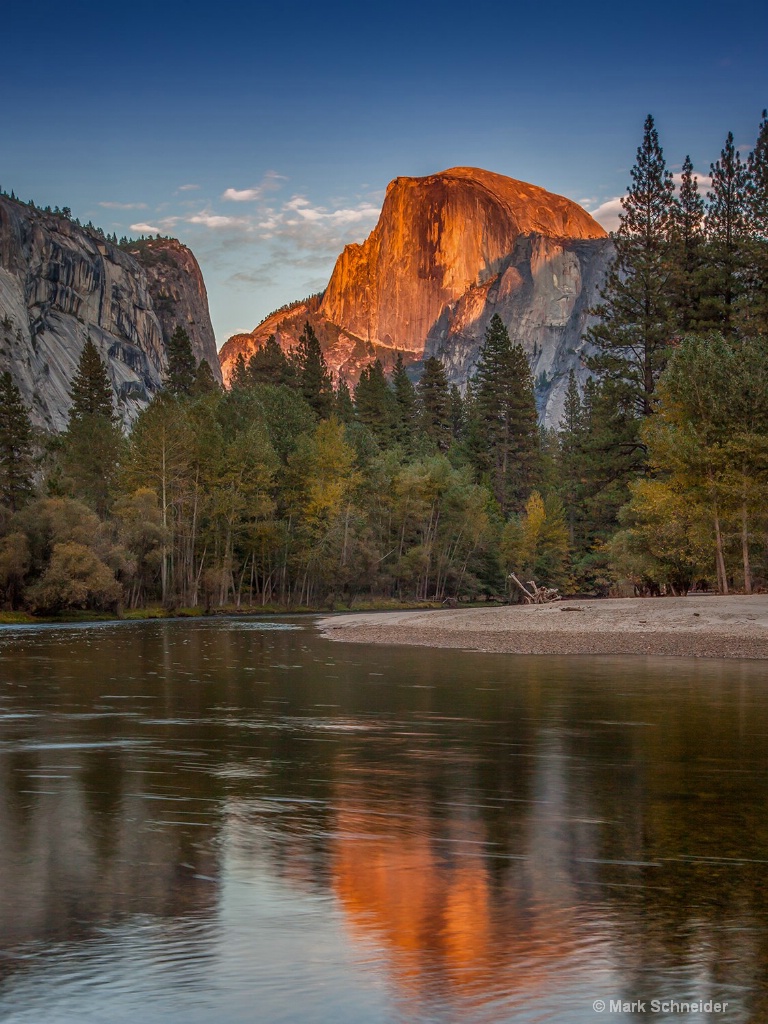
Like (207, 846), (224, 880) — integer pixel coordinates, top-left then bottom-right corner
(1, 113), (768, 617)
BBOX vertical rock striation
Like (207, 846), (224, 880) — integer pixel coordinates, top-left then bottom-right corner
(126, 238), (221, 380)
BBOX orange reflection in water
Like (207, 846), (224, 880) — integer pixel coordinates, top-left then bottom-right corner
(330, 780), (590, 1017)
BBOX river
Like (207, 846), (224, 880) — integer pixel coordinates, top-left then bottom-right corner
(0, 617), (765, 1023)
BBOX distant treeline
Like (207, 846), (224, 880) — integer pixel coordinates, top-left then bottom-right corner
(0, 186), (177, 249)
(1, 110), (768, 615)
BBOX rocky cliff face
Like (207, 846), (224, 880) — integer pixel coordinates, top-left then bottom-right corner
(0, 197), (217, 431)
(125, 238), (221, 380)
(220, 167), (613, 427)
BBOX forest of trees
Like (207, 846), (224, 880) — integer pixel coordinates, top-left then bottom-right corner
(1, 112), (767, 615)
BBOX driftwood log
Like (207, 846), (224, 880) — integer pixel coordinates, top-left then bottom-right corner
(508, 573), (561, 604)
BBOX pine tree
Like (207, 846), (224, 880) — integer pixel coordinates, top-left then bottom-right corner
(557, 369), (585, 547)
(63, 338), (123, 515)
(191, 359), (220, 396)
(230, 352), (250, 390)
(468, 315), (540, 514)
(671, 155), (706, 332)
(449, 385), (464, 442)
(248, 334), (294, 386)
(354, 360), (397, 444)
(417, 357), (452, 452)
(0, 372), (34, 512)
(391, 353), (418, 447)
(703, 131), (752, 334)
(69, 337), (116, 422)
(165, 325), (196, 396)
(334, 376), (355, 424)
(747, 110), (768, 334)
(293, 322), (333, 419)
(587, 114), (676, 417)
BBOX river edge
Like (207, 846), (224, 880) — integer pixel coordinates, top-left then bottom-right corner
(318, 595), (768, 659)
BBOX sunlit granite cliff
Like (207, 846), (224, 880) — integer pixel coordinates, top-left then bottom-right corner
(220, 167), (614, 427)
(0, 197), (219, 430)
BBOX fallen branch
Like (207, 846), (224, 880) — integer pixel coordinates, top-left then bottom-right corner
(508, 573), (561, 604)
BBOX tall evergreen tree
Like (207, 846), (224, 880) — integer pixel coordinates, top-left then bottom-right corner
(0, 372), (34, 512)
(417, 357), (452, 452)
(557, 369), (585, 547)
(334, 376), (355, 424)
(230, 352), (250, 390)
(587, 114), (676, 417)
(248, 334), (294, 386)
(354, 360), (397, 444)
(191, 359), (220, 396)
(293, 322), (333, 419)
(165, 325), (196, 396)
(703, 131), (752, 334)
(671, 155), (706, 332)
(449, 384), (465, 442)
(391, 353), (418, 447)
(747, 110), (768, 334)
(69, 337), (116, 422)
(63, 338), (123, 515)
(468, 315), (540, 514)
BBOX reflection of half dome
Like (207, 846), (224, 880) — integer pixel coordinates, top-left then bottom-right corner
(329, 781), (598, 1018)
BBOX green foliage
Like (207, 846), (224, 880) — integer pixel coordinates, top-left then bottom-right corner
(0, 372), (34, 513)
(417, 356), (452, 452)
(62, 339), (123, 516)
(467, 315), (540, 514)
(501, 491), (571, 595)
(334, 376), (355, 424)
(671, 155), (706, 332)
(69, 337), (116, 422)
(355, 360), (397, 445)
(586, 114), (676, 418)
(292, 322), (333, 419)
(248, 334), (294, 386)
(614, 334), (768, 594)
(165, 325), (197, 396)
(702, 132), (753, 334)
(392, 353), (418, 448)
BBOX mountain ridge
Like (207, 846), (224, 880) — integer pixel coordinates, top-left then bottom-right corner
(0, 196), (219, 430)
(219, 167), (613, 426)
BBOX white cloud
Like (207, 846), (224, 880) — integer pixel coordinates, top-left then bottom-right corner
(589, 197), (623, 233)
(187, 211), (249, 229)
(129, 216), (180, 234)
(222, 171), (288, 203)
(99, 201), (147, 210)
(222, 187), (264, 202)
(589, 169), (715, 233)
(130, 221), (163, 234)
(252, 196), (380, 250)
(177, 184), (201, 192)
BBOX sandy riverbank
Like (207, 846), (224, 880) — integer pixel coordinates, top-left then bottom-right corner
(318, 595), (768, 659)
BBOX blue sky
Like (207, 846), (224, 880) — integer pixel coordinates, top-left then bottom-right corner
(2, 0), (767, 348)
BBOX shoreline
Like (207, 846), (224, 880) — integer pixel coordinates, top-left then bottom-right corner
(318, 595), (768, 660)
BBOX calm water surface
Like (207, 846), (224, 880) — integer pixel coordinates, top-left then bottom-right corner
(0, 617), (766, 1023)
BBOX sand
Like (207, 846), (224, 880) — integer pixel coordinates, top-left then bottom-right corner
(318, 595), (768, 660)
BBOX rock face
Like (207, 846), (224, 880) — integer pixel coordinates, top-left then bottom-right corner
(125, 238), (221, 380)
(220, 167), (614, 427)
(0, 197), (217, 431)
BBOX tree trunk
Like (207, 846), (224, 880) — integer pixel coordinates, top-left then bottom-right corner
(713, 507), (729, 595)
(741, 497), (752, 595)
